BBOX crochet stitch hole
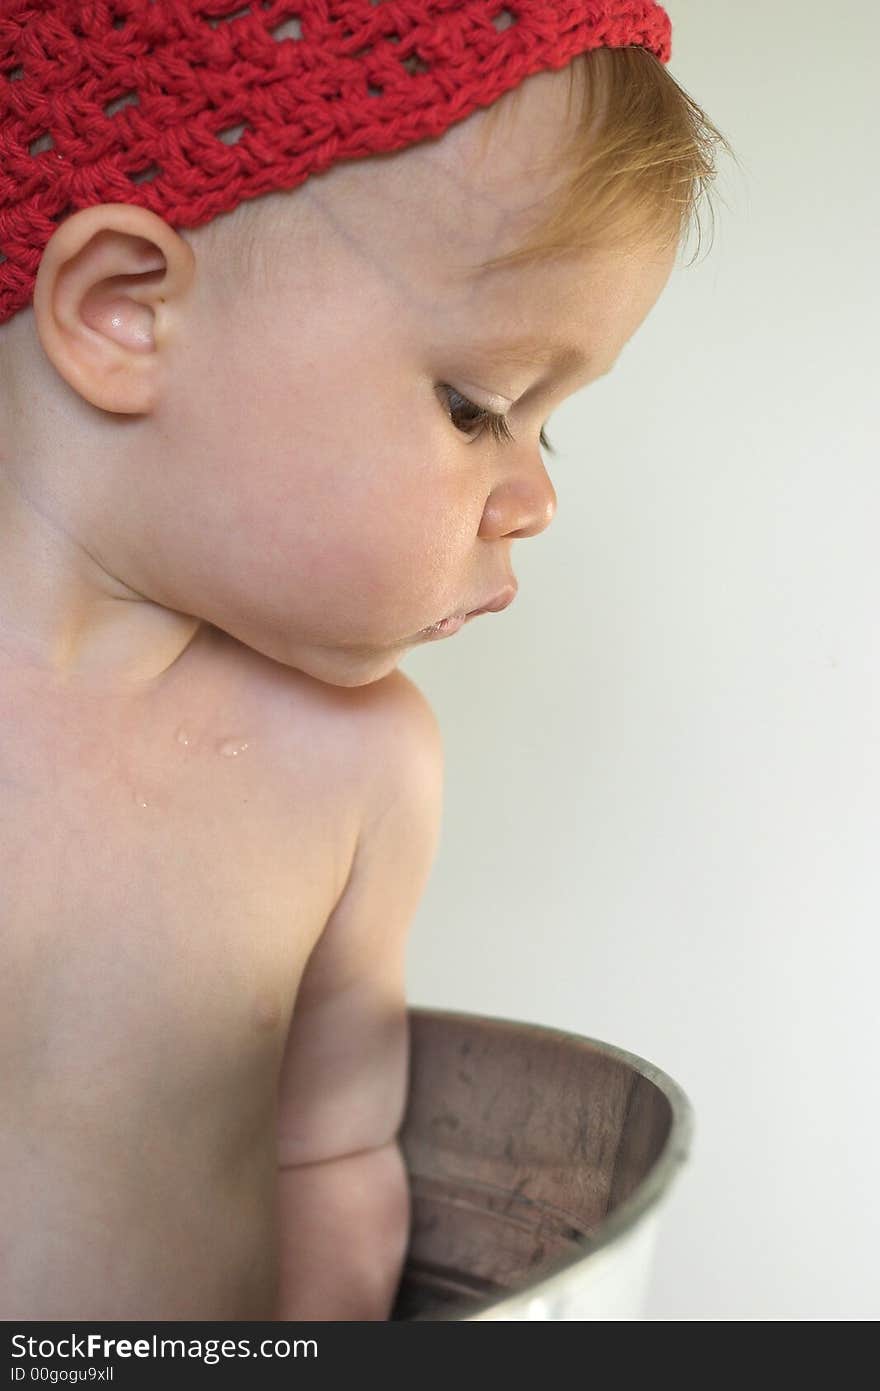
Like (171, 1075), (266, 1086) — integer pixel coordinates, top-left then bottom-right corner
(269, 17), (303, 42)
(367, 83), (383, 97)
(29, 134), (54, 156)
(492, 8), (516, 31)
(217, 121), (248, 145)
(129, 163), (160, 184)
(104, 92), (140, 118)
(7, 67), (25, 82)
(401, 54), (428, 76)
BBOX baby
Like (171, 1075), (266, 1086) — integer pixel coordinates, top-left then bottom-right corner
(0, 2), (727, 1319)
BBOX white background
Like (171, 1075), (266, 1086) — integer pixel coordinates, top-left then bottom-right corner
(401, 0), (879, 1320)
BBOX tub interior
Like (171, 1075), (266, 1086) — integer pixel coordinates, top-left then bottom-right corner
(390, 1010), (673, 1320)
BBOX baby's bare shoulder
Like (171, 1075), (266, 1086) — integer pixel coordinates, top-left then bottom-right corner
(251, 652), (443, 820)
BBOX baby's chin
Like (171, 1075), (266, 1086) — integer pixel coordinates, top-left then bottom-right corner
(305, 657), (403, 690)
(216, 617), (425, 688)
(267, 636), (412, 690)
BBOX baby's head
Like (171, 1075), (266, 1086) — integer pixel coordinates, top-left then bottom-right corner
(0, 2), (730, 692)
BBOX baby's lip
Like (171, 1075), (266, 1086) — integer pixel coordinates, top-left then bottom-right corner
(465, 582), (518, 618)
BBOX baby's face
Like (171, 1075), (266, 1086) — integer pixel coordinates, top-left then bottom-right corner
(8, 66), (675, 691)
(163, 65), (675, 686)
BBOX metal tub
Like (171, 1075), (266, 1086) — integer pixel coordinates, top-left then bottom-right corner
(391, 1008), (692, 1321)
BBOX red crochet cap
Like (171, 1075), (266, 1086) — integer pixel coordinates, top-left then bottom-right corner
(0, 1), (672, 327)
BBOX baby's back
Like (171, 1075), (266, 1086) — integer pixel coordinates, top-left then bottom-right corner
(0, 625), (374, 1318)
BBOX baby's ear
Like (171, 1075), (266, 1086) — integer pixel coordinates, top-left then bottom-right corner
(31, 202), (195, 414)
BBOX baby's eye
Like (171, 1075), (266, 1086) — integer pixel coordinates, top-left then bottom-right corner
(438, 384), (555, 456)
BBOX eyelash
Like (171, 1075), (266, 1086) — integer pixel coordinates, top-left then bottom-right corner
(440, 384), (556, 456)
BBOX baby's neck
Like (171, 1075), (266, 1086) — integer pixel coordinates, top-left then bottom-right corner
(0, 605), (205, 696)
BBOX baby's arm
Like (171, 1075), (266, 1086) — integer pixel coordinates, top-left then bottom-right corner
(273, 674), (444, 1320)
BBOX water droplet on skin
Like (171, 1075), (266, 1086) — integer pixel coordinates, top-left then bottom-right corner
(218, 738), (250, 758)
(175, 726), (191, 746)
